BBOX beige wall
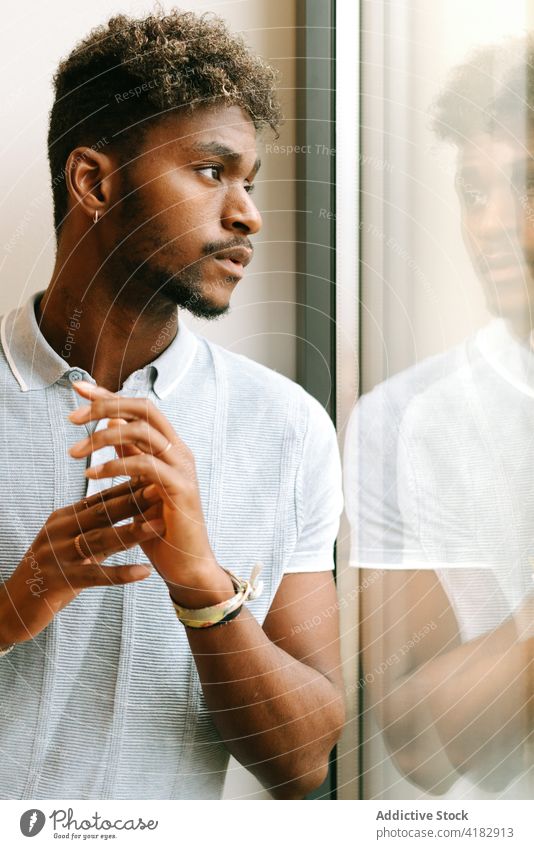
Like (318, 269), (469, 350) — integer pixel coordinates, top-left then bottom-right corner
(0, 0), (297, 380)
(0, 0), (297, 800)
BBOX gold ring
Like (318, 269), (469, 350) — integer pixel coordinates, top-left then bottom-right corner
(155, 440), (174, 458)
(74, 534), (87, 560)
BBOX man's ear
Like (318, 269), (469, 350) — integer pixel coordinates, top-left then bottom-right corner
(64, 146), (115, 222)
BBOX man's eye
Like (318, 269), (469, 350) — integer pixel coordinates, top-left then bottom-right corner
(198, 165), (222, 181)
(245, 183), (255, 195)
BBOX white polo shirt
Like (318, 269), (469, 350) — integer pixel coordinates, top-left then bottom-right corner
(0, 290), (343, 800)
(344, 318), (534, 799)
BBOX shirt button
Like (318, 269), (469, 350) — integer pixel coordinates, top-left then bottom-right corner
(68, 370), (85, 383)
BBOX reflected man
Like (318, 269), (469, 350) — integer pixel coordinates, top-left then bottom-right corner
(345, 37), (534, 798)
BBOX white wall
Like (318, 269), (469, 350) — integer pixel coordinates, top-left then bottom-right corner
(0, 0), (297, 381)
(0, 0), (297, 800)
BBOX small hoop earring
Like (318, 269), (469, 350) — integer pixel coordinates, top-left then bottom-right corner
(93, 210), (99, 224)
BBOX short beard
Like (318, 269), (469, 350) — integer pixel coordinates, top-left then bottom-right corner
(113, 242), (235, 321)
(131, 258), (234, 320)
(111, 171), (236, 320)
(162, 264), (239, 318)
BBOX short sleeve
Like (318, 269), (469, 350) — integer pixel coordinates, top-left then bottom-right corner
(343, 383), (422, 569)
(283, 396), (343, 573)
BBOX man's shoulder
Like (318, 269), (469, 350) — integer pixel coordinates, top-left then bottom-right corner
(356, 338), (472, 425)
(204, 337), (328, 421)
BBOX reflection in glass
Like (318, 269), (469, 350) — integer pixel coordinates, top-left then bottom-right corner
(345, 35), (534, 799)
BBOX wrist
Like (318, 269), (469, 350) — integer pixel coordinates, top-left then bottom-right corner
(166, 561), (235, 609)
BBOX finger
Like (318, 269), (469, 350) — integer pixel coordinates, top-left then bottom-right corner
(72, 380), (116, 401)
(79, 563), (154, 589)
(71, 518), (166, 564)
(105, 418), (143, 485)
(107, 418), (143, 460)
(68, 396), (178, 445)
(65, 485), (161, 534)
(67, 479), (146, 514)
(132, 502), (162, 525)
(61, 479), (157, 519)
(70, 420), (171, 461)
(84, 455), (180, 509)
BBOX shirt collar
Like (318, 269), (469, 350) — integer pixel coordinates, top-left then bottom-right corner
(1, 289), (199, 399)
(150, 311), (199, 399)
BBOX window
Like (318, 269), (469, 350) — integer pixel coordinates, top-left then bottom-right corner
(339, 0), (534, 800)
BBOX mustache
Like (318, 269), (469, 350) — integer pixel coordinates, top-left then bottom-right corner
(201, 237), (253, 259)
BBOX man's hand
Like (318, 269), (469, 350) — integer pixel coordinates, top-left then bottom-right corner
(68, 381), (235, 609)
(0, 480), (163, 648)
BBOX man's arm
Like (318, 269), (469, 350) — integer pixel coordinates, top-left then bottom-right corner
(344, 385), (534, 793)
(361, 567), (534, 794)
(187, 570), (345, 799)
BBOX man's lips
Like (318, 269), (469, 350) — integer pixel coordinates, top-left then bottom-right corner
(207, 246), (253, 280)
(213, 246), (252, 268)
(211, 257), (244, 278)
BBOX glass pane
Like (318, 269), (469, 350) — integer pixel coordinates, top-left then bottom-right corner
(345, 0), (534, 799)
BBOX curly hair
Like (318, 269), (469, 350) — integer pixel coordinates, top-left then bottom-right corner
(430, 35), (534, 146)
(47, 8), (282, 234)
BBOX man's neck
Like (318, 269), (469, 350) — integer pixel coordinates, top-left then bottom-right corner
(36, 276), (178, 394)
(504, 315), (534, 350)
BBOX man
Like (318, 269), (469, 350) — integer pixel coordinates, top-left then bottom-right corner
(345, 36), (534, 799)
(0, 10), (344, 800)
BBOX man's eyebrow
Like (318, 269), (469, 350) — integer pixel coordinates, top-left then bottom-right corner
(190, 142), (261, 176)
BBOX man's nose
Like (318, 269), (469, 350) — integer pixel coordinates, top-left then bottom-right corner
(222, 187), (262, 235)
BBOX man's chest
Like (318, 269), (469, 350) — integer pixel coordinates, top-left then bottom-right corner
(0, 388), (300, 588)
